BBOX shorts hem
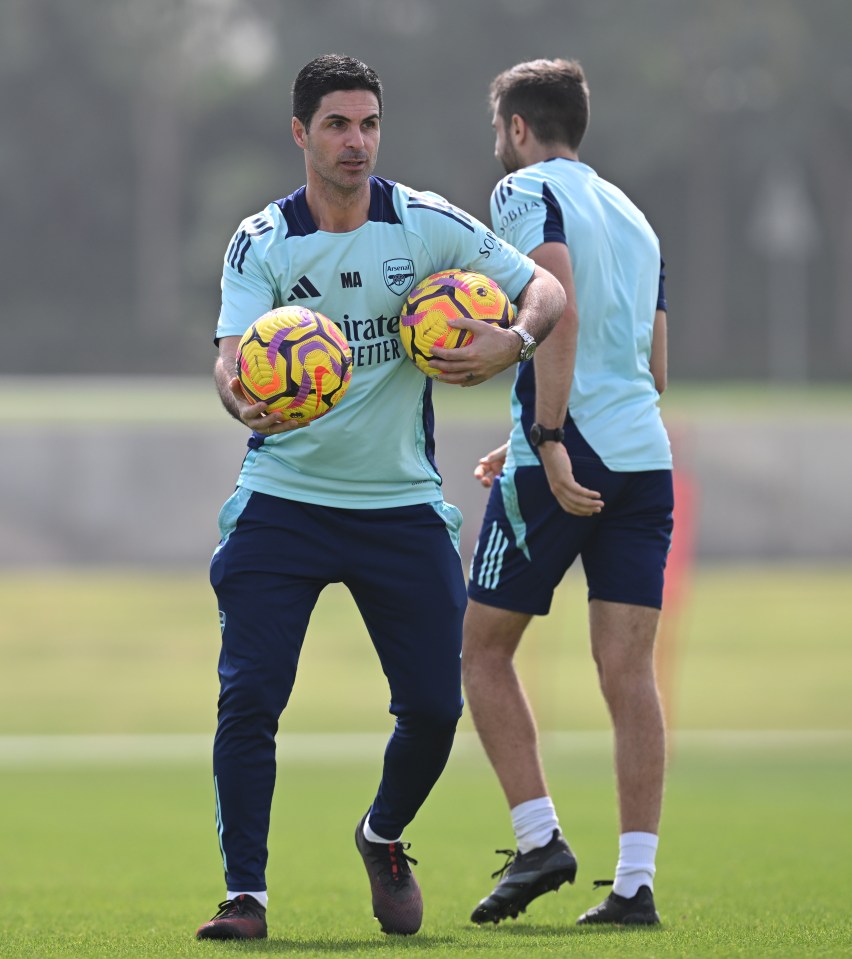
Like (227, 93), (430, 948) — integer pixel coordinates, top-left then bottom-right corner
(467, 588), (551, 618)
(587, 590), (662, 611)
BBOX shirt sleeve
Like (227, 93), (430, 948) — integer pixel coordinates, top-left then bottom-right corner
(657, 257), (668, 312)
(398, 186), (534, 303)
(215, 226), (276, 344)
(490, 172), (560, 258)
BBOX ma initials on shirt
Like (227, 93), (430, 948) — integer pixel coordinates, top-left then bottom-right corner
(341, 271), (362, 289)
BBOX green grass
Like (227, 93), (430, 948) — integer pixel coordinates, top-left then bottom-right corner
(1, 566), (850, 734)
(2, 746), (850, 957)
(1, 565), (851, 956)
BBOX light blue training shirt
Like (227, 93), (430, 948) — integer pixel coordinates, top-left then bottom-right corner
(216, 176), (535, 509)
(490, 158), (672, 472)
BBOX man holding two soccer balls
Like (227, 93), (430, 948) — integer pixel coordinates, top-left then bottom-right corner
(197, 54), (566, 940)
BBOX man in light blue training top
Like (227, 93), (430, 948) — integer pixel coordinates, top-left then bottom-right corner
(195, 54), (566, 941)
(463, 58), (673, 927)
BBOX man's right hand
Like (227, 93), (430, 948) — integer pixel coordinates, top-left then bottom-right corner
(228, 378), (309, 435)
(473, 443), (508, 488)
(538, 442), (603, 516)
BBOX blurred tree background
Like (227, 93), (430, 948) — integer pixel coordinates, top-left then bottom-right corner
(2, 0), (850, 381)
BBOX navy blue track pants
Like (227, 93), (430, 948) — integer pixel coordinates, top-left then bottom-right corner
(208, 489), (466, 891)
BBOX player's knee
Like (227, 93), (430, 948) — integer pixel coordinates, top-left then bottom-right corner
(594, 644), (655, 700)
(424, 699), (464, 732)
(462, 631), (514, 674)
(218, 671), (293, 721)
(397, 696), (463, 734)
(460, 646), (480, 684)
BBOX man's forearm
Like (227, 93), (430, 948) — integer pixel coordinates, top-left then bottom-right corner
(214, 357), (244, 422)
(514, 266), (567, 346)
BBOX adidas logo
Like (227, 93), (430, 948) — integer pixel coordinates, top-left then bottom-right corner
(287, 275), (321, 301)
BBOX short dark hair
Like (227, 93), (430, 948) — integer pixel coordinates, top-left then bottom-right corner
(490, 58), (589, 150)
(292, 54), (383, 130)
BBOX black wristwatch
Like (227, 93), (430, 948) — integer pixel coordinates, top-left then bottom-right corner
(509, 326), (537, 362)
(529, 423), (565, 447)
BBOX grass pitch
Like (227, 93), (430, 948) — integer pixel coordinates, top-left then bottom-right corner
(2, 744), (850, 958)
(1, 564), (851, 957)
(1, 565), (850, 734)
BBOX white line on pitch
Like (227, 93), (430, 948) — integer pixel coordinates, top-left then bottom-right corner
(0, 730), (849, 767)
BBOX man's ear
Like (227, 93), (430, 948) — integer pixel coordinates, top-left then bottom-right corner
(292, 116), (307, 148)
(510, 113), (527, 145)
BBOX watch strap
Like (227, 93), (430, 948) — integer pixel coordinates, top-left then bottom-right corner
(509, 326), (536, 361)
(530, 423), (565, 447)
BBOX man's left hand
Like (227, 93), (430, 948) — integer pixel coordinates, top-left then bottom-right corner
(428, 318), (519, 386)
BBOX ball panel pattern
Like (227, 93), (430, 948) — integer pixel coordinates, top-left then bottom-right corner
(236, 306), (353, 421)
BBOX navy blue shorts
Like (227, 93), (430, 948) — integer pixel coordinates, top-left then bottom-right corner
(468, 449), (674, 616)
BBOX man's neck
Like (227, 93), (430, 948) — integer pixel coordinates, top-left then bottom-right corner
(523, 142), (578, 167)
(304, 179), (372, 233)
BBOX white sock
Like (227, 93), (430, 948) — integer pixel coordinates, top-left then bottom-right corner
(227, 890), (268, 909)
(511, 796), (561, 854)
(612, 831), (658, 898)
(363, 816), (402, 844)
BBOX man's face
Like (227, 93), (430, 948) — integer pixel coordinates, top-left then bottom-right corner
(294, 90), (381, 191)
(492, 105), (522, 174)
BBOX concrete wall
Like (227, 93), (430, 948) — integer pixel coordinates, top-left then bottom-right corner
(2, 412), (850, 568)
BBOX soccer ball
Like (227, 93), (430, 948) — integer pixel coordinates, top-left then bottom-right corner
(399, 269), (516, 376)
(235, 306), (353, 421)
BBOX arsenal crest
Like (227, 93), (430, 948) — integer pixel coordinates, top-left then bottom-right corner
(383, 258), (415, 296)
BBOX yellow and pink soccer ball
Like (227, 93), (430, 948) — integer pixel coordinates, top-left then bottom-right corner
(235, 306), (353, 421)
(399, 269), (516, 376)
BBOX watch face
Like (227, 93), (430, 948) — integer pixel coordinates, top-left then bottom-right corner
(511, 326), (536, 362)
